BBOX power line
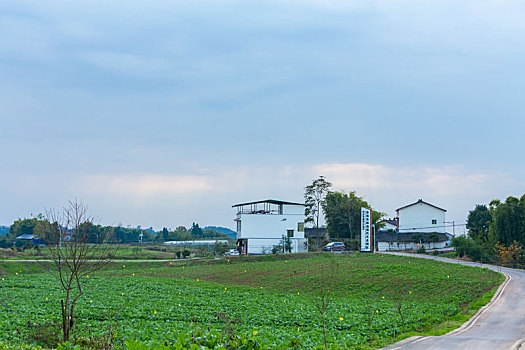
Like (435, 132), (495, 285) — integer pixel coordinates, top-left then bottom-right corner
(399, 223), (466, 231)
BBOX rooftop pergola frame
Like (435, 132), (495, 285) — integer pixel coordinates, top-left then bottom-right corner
(232, 199), (304, 215)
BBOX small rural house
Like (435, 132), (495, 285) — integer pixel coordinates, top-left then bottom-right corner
(14, 234), (46, 246)
(15, 234), (35, 241)
(233, 199), (308, 254)
(376, 232), (452, 252)
(377, 199), (451, 252)
(380, 218), (398, 231)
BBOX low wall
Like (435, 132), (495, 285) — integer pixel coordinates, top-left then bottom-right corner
(378, 241), (448, 252)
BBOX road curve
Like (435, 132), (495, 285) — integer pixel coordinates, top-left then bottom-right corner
(382, 252), (525, 350)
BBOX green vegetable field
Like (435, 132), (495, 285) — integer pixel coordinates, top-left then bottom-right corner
(0, 253), (503, 349)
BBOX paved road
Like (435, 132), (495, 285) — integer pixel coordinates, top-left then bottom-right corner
(383, 252), (525, 350)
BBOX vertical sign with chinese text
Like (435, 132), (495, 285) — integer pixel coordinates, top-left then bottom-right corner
(360, 207), (372, 252)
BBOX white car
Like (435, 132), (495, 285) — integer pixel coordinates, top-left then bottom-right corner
(224, 249), (240, 256)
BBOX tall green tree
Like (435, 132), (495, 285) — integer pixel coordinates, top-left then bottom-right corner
(466, 204), (492, 242)
(489, 196), (525, 245)
(322, 191), (384, 239)
(160, 227), (169, 241)
(191, 223), (203, 238)
(304, 176), (332, 228)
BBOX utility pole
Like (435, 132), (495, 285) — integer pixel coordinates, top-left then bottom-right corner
(444, 221), (456, 236)
(372, 224), (376, 252)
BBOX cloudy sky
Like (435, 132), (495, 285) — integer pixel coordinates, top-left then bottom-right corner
(1, 0), (524, 231)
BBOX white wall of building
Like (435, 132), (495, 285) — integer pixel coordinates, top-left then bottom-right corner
(292, 238), (308, 253)
(244, 238), (282, 254)
(241, 237), (308, 254)
(398, 203), (446, 233)
(378, 240), (449, 252)
(282, 205), (304, 215)
(164, 240), (229, 246)
(237, 203), (305, 254)
(383, 222), (397, 231)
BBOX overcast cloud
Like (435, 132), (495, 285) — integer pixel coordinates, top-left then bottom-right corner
(1, 1), (524, 230)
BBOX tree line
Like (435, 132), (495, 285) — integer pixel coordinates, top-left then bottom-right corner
(453, 194), (525, 266)
(1, 217), (230, 248)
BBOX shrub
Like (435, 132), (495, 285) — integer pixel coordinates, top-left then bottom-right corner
(452, 236), (468, 257)
(213, 242), (229, 256)
(24, 320), (61, 348)
(411, 234), (423, 243)
(495, 241), (523, 267)
(272, 235), (292, 254)
(343, 239), (359, 251)
(182, 250), (191, 258)
(307, 237), (329, 251)
(452, 235), (494, 262)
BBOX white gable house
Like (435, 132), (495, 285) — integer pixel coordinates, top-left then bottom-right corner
(376, 199), (450, 252)
(397, 199), (446, 233)
(233, 199), (308, 255)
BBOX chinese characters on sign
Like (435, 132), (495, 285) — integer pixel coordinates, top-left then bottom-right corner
(361, 207), (372, 252)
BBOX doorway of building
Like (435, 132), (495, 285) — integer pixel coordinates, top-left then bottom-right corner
(236, 239), (248, 255)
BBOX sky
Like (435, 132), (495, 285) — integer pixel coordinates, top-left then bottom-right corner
(1, 0), (524, 232)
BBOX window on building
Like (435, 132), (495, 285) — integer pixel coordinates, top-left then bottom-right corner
(287, 229), (294, 238)
(236, 220), (241, 233)
(432, 219), (437, 225)
(297, 222), (304, 232)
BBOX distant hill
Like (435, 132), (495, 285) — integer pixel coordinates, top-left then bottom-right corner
(0, 226), (9, 236)
(204, 226), (237, 239)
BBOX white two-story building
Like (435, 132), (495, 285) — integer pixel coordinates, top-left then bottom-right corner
(397, 199), (447, 233)
(233, 199), (308, 255)
(376, 199), (451, 252)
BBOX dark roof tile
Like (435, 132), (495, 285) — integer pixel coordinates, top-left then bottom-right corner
(396, 199), (446, 212)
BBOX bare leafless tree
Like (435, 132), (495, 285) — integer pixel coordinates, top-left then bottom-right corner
(315, 260), (339, 350)
(40, 200), (116, 341)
